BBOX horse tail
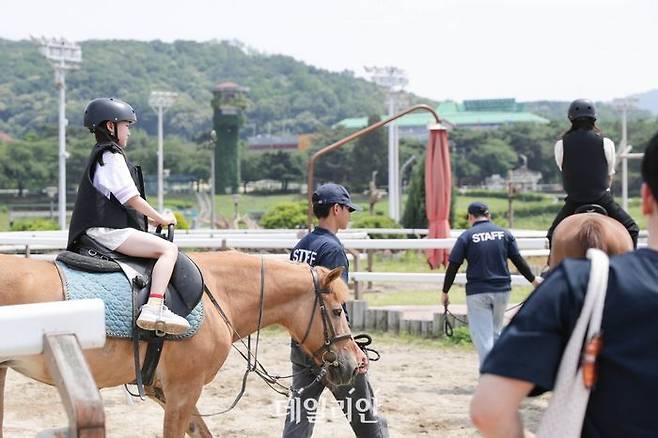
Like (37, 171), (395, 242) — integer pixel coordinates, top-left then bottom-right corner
(576, 218), (608, 253)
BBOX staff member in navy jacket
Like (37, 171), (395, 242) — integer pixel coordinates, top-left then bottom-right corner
(442, 202), (541, 366)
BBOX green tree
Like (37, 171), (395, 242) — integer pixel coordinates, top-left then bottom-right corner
(0, 38), (396, 140)
(350, 114), (387, 191)
(0, 140), (51, 196)
(401, 156), (428, 229)
(307, 126), (353, 189)
(240, 153), (262, 192)
(260, 151), (304, 191)
(474, 138), (518, 177)
(500, 122), (560, 183)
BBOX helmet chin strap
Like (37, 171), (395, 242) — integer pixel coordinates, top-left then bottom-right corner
(104, 121), (120, 144)
(111, 121), (120, 143)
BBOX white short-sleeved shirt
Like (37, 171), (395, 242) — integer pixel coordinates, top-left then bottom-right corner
(86, 151), (141, 250)
(92, 151), (140, 204)
(554, 137), (616, 176)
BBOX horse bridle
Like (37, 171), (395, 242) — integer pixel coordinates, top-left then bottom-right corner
(298, 267), (353, 366)
(198, 260), (354, 414)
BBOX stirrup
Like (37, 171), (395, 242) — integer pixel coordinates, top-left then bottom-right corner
(155, 302), (167, 337)
(154, 320), (167, 338)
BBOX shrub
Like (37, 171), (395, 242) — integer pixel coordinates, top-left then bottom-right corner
(261, 201), (309, 229)
(174, 211), (190, 230)
(461, 189), (547, 202)
(10, 218), (58, 231)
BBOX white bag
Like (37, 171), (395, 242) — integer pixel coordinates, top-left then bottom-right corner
(536, 248), (609, 438)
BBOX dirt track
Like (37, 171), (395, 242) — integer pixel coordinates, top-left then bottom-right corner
(3, 331), (547, 437)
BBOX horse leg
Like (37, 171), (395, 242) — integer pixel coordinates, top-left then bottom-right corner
(0, 367), (6, 438)
(162, 382), (205, 438)
(186, 406), (213, 438)
(148, 381), (213, 438)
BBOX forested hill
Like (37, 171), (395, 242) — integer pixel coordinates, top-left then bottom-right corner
(0, 38), (426, 139)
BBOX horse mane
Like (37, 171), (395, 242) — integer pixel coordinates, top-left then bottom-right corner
(576, 218), (608, 254)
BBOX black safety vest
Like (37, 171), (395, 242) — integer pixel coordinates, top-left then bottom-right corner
(561, 130), (609, 202)
(67, 142), (147, 250)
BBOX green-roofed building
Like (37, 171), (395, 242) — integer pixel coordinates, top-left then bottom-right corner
(334, 98), (549, 139)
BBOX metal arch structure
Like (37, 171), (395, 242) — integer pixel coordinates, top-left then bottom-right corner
(306, 104), (443, 230)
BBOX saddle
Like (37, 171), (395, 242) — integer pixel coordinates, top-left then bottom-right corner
(56, 233), (205, 394)
(574, 204), (608, 216)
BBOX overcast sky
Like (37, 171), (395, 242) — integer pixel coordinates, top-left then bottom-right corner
(3, 0), (657, 102)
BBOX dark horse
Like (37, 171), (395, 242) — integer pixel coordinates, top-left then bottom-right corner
(548, 212), (634, 268)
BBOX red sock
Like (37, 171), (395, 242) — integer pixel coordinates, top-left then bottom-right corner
(147, 293), (164, 307)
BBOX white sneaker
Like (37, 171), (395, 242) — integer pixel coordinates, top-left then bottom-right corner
(137, 303), (190, 335)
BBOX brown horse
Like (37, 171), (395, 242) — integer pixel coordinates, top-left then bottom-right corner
(0, 250), (363, 437)
(548, 213), (634, 268)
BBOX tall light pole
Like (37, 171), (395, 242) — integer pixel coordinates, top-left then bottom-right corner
(34, 37), (82, 230)
(149, 91), (177, 212)
(365, 66), (408, 222)
(612, 97), (638, 210)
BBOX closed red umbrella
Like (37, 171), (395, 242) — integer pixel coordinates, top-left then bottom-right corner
(425, 125), (451, 268)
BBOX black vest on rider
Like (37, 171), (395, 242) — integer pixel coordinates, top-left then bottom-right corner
(67, 142), (147, 250)
(561, 130), (609, 203)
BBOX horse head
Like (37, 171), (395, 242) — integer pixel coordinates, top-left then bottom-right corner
(290, 266), (361, 387)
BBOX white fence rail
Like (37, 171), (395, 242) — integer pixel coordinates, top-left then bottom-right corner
(0, 299), (105, 357)
(0, 234), (551, 251)
(350, 272), (531, 286)
(0, 299), (106, 436)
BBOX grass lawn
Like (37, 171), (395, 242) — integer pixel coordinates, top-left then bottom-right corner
(210, 192), (406, 223)
(456, 193), (646, 230)
(357, 250), (535, 307)
(0, 209), (8, 230)
(360, 286), (534, 307)
(213, 192), (304, 219)
(455, 194), (556, 229)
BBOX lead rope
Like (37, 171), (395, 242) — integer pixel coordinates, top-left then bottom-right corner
(442, 299), (528, 338)
(194, 256), (269, 417)
(353, 334), (380, 362)
(195, 264), (352, 416)
(195, 258), (311, 417)
(443, 304), (470, 338)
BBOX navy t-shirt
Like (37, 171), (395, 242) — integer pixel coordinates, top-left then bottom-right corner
(449, 220), (520, 294)
(289, 227), (350, 366)
(290, 227), (349, 284)
(482, 248), (658, 437)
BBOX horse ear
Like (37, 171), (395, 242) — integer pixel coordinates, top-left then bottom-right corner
(323, 267), (344, 286)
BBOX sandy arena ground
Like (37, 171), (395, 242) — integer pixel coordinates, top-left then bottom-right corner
(3, 331), (548, 437)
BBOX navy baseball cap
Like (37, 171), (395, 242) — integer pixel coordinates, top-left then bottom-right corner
(467, 201), (489, 217)
(312, 183), (361, 212)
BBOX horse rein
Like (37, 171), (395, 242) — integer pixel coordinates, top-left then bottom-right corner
(197, 260), (352, 415)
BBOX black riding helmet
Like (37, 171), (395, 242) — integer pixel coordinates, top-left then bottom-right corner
(83, 97), (137, 133)
(568, 98), (597, 122)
